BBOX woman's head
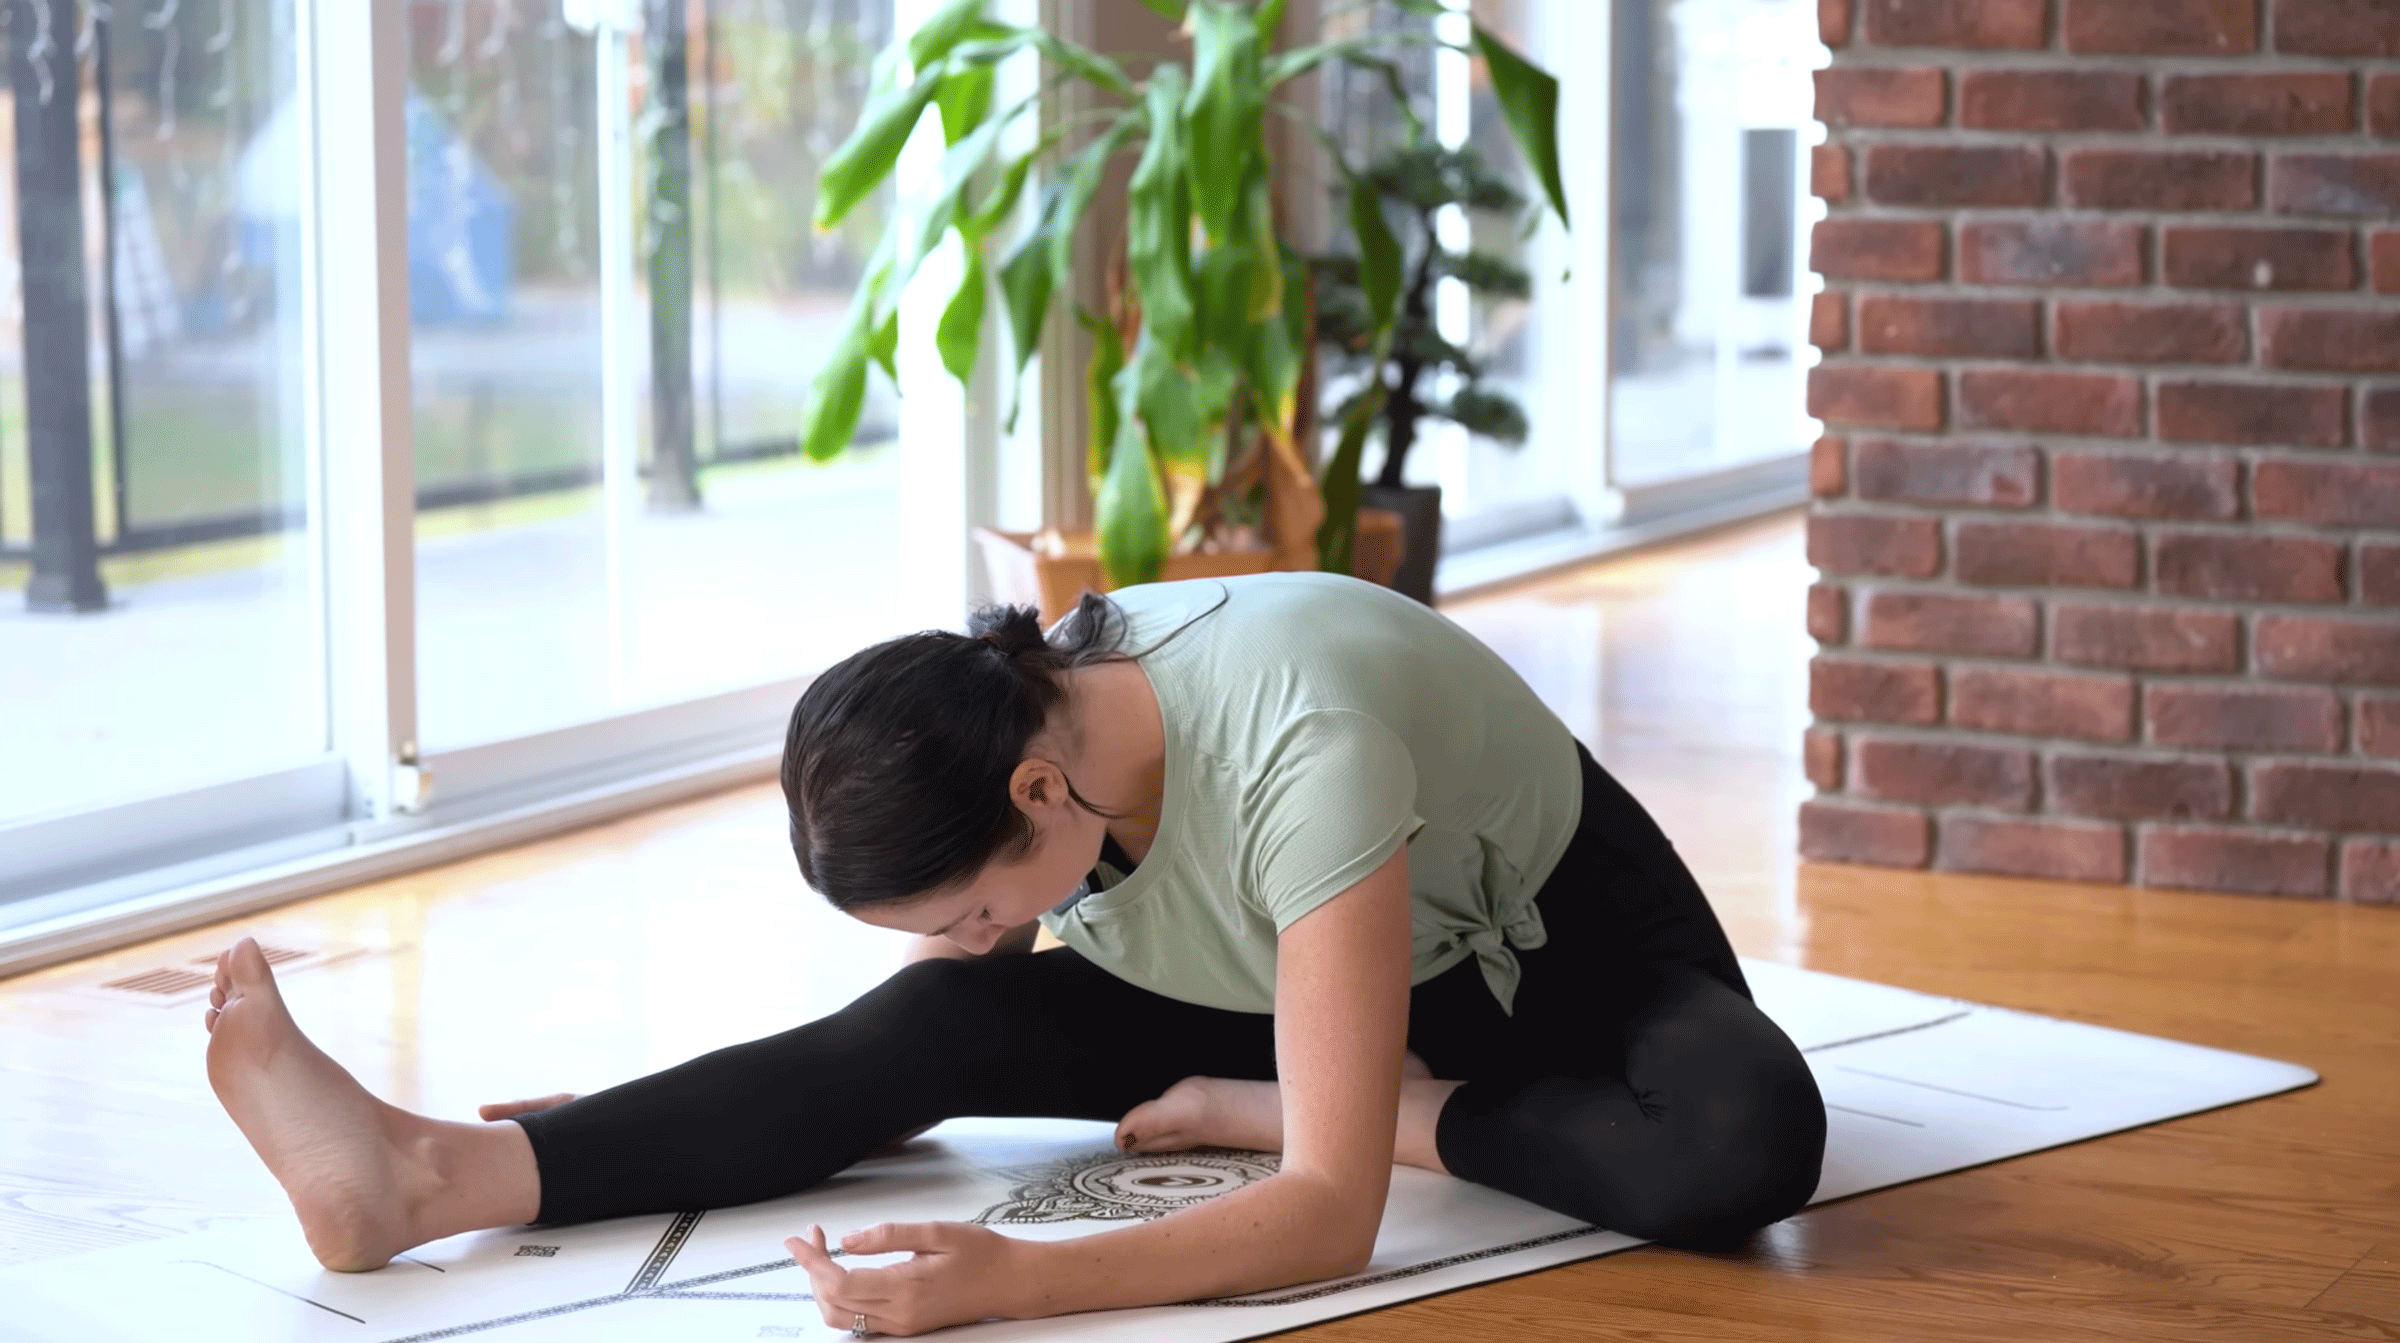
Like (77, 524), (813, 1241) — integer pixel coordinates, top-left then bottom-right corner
(780, 594), (1124, 944)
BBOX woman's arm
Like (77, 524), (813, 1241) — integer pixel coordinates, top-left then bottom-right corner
(797, 849), (1413, 1331)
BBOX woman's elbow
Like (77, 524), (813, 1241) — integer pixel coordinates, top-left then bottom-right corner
(1287, 1182), (1384, 1280)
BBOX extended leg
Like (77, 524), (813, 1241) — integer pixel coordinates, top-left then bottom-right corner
(516, 948), (1280, 1224)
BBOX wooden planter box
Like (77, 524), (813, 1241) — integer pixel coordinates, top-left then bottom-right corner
(975, 511), (1406, 622)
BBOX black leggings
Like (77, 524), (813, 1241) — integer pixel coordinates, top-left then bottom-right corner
(517, 746), (1826, 1244)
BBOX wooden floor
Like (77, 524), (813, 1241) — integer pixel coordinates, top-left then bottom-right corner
(4, 510), (2396, 1340)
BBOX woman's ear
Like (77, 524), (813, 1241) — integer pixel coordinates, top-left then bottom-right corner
(1009, 758), (1063, 813)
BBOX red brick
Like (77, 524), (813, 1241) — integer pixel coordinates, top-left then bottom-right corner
(1960, 70), (2145, 132)
(1858, 297), (2041, 359)
(2064, 150), (2259, 211)
(2370, 387), (2400, 452)
(1854, 440), (2040, 508)
(1866, 144), (2050, 208)
(2148, 684), (2343, 752)
(2358, 694), (2400, 756)
(2055, 302), (2246, 366)
(2154, 533), (2345, 605)
(2054, 603), (2242, 674)
(1806, 728), (1846, 791)
(1813, 656), (1943, 725)
(1863, 0), (2048, 48)
(2050, 754), (2234, 822)
(1813, 144), (1853, 203)
(2054, 452), (2240, 520)
(2262, 308), (2400, 374)
(2164, 227), (2357, 292)
(1961, 220), (2146, 288)
(1811, 365), (1946, 431)
(1955, 520), (2140, 589)
(2156, 380), (2351, 447)
(2371, 74), (2400, 138)
(2373, 232), (2400, 293)
(1813, 219), (1946, 282)
(1800, 799), (1931, 868)
(1810, 582), (1852, 643)
(1856, 738), (2035, 810)
(1939, 816), (2128, 883)
(2253, 459), (2400, 528)
(2162, 73), (2354, 135)
(1822, 0), (1854, 45)
(2363, 543), (2400, 608)
(1812, 292), (1850, 353)
(2272, 154), (2400, 217)
(2066, 0), (2258, 53)
(1811, 513), (1944, 579)
(1960, 370), (2144, 438)
(2141, 827), (2330, 898)
(1950, 666), (2136, 741)
(2342, 839), (2400, 904)
(2252, 760), (2400, 832)
(1816, 67), (1948, 127)
(1812, 435), (1849, 497)
(1863, 590), (2041, 658)
(2256, 615), (2400, 686)
(2275, 0), (2400, 58)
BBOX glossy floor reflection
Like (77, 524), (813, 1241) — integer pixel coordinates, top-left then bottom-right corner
(4, 510), (2396, 1342)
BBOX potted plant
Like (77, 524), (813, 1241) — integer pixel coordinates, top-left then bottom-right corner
(1315, 141), (1535, 605)
(796, 0), (1565, 612)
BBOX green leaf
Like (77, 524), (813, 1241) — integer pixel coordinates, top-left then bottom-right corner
(868, 306), (899, 386)
(801, 311), (874, 463)
(1349, 174), (1402, 336)
(1315, 392), (1381, 574)
(1046, 114), (1141, 287)
(998, 217), (1057, 389)
(1244, 173), (1283, 323)
(1257, 0), (1289, 43)
(1472, 22), (1568, 228)
(1125, 68), (1195, 352)
(937, 63), (994, 146)
(960, 135), (1049, 242)
(816, 75), (943, 230)
(1182, 0), (1263, 246)
(1439, 383), (1530, 445)
(1124, 332), (1205, 476)
(1096, 404), (1171, 589)
(937, 247), (987, 385)
(1082, 312), (1125, 492)
(908, 0), (990, 73)
(1027, 32), (1135, 100)
(1130, 0), (1187, 19)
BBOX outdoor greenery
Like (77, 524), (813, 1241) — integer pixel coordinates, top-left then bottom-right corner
(797, 0), (1565, 587)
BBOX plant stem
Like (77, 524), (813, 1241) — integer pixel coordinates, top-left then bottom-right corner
(1376, 205), (1441, 490)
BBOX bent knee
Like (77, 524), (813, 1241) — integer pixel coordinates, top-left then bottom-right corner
(1606, 1078), (1826, 1242)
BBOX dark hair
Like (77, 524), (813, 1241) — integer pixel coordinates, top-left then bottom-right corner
(782, 591), (1135, 911)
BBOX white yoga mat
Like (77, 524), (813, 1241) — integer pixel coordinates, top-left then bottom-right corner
(0, 962), (2315, 1343)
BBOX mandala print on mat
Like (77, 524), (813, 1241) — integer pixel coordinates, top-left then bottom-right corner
(971, 1148), (1281, 1225)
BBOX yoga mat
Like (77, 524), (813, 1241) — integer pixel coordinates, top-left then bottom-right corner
(0, 962), (2314, 1343)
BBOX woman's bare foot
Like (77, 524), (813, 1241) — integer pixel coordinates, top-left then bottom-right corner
(1115, 1076), (1284, 1154)
(1115, 1059), (1464, 1173)
(205, 938), (540, 1270)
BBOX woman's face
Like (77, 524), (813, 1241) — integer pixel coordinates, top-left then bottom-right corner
(846, 758), (1106, 954)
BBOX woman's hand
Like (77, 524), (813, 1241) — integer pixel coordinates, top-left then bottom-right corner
(785, 1221), (1028, 1337)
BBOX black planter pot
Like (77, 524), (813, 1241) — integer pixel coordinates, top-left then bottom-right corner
(1360, 482), (1443, 605)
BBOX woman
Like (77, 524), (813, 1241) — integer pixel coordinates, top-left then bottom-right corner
(203, 572), (1825, 1336)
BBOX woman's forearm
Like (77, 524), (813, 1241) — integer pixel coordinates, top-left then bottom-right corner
(1001, 1166), (1386, 1318)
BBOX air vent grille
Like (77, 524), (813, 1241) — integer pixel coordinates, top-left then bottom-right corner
(68, 943), (349, 1007)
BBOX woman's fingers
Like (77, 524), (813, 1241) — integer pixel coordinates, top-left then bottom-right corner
(476, 1093), (579, 1122)
(838, 1221), (953, 1257)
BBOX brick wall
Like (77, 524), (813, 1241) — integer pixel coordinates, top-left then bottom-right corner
(1803, 0), (2400, 902)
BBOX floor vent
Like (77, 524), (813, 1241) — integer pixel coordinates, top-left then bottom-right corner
(70, 943), (347, 1008)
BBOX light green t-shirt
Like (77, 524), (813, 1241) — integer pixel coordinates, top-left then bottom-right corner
(1037, 572), (1583, 1015)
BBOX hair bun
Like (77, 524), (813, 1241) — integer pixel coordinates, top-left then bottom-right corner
(967, 604), (1050, 659)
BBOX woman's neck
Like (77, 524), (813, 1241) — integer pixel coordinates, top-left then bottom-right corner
(1057, 659), (1169, 865)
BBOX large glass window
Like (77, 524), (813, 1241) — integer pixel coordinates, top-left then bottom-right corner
(0, 2), (318, 827)
(408, 0), (908, 753)
(1609, 0), (1818, 493)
